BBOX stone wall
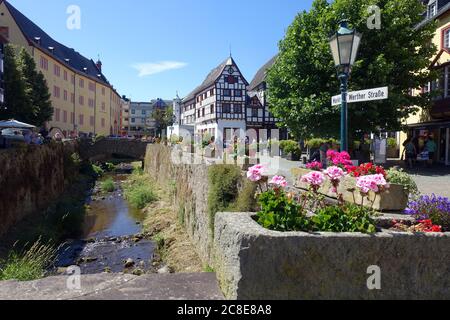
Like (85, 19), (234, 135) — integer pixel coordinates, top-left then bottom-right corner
(213, 212), (450, 300)
(0, 142), (76, 236)
(144, 145), (214, 264)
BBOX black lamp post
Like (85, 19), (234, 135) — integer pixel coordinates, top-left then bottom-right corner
(329, 20), (361, 152)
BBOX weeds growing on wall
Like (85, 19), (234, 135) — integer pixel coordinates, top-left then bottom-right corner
(207, 165), (242, 232)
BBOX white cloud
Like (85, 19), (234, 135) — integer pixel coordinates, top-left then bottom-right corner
(132, 61), (187, 77)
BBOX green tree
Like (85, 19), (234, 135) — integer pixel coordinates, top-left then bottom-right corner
(0, 45), (32, 122)
(152, 105), (174, 136)
(17, 48), (53, 127)
(267, 0), (437, 140)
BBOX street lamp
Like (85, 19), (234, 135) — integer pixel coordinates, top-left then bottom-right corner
(329, 20), (361, 152)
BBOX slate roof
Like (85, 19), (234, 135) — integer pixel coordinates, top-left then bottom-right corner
(2, 0), (110, 86)
(248, 55), (277, 91)
(183, 57), (235, 102)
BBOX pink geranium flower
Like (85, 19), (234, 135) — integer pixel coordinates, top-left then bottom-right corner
(356, 174), (389, 194)
(269, 175), (288, 188)
(301, 171), (325, 187)
(247, 164), (266, 182)
(324, 166), (346, 182)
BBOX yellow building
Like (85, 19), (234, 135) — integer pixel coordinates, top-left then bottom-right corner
(401, 1), (450, 166)
(0, 0), (121, 137)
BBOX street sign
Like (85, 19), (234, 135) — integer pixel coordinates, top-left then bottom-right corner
(331, 86), (388, 106)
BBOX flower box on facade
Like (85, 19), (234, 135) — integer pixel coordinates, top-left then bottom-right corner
(292, 168), (408, 212)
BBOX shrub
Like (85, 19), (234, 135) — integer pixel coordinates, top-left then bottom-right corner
(0, 240), (58, 281)
(228, 179), (258, 212)
(104, 162), (116, 172)
(207, 165), (242, 231)
(124, 181), (157, 209)
(387, 137), (398, 149)
(91, 164), (105, 177)
(101, 178), (115, 193)
(312, 204), (377, 233)
(306, 138), (326, 149)
(386, 168), (419, 196)
(280, 140), (301, 157)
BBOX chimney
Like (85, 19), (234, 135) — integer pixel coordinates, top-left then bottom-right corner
(96, 59), (102, 72)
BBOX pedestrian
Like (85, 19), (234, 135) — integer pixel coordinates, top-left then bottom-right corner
(425, 136), (437, 166)
(319, 141), (329, 168)
(405, 139), (417, 169)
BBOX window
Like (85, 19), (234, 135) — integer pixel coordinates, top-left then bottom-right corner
(71, 75), (75, 84)
(210, 104), (215, 114)
(70, 112), (75, 124)
(102, 102), (106, 111)
(71, 93), (75, 103)
(55, 108), (60, 121)
(223, 89), (231, 97)
(79, 79), (84, 88)
(53, 65), (61, 77)
(226, 75), (237, 84)
(202, 108), (205, 117)
(131, 118), (135, 123)
(79, 114), (84, 126)
(131, 109), (136, 114)
(444, 27), (450, 50)
(40, 56), (48, 70)
(210, 89), (214, 96)
(198, 110), (201, 118)
(234, 89), (242, 97)
(223, 103), (231, 113)
(53, 86), (60, 98)
(428, 1), (437, 18)
(89, 82), (95, 92)
(63, 90), (68, 101)
(88, 98), (94, 108)
(234, 104), (242, 113)
(142, 110), (146, 115)
(63, 70), (68, 81)
(63, 110), (67, 123)
(79, 96), (84, 105)
(102, 87), (106, 96)
(252, 108), (258, 117)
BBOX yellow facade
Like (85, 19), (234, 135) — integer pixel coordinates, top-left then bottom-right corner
(400, 11), (450, 164)
(0, 1), (121, 137)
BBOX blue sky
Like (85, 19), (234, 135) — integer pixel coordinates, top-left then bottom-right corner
(9, 0), (313, 101)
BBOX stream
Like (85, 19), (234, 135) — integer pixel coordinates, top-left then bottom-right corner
(55, 172), (156, 275)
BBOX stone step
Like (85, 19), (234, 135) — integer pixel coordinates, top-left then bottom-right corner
(0, 273), (224, 300)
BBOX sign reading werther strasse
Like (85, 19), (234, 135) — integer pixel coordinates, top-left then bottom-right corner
(331, 86), (388, 106)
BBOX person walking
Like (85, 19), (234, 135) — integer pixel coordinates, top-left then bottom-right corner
(425, 136), (437, 166)
(405, 139), (417, 169)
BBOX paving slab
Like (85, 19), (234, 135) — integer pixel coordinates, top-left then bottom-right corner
(0, 273), (224, 300)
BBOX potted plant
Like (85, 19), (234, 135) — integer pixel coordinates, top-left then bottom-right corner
(280, 140), (302, 161)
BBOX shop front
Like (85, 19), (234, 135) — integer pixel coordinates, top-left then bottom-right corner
(407, 121), (450, 165)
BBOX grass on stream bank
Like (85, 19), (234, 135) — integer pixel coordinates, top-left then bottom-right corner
(123, 168), (158, 209)
(0, 240), (58, 281)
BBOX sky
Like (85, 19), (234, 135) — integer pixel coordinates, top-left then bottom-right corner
(8, 0), (314, 101)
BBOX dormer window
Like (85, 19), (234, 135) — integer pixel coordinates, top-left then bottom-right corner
(428, 0), (437, 18)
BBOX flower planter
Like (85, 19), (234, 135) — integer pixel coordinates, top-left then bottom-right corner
(213, 212), (450, 300)
(292, 168), (408, 212)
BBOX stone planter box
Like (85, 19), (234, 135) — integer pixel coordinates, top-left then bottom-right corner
(213, 212), (450, 300)
(292, 168), (408, 212)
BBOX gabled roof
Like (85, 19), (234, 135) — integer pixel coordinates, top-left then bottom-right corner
(2, 0), (110, 86)
(248, 55), (277, 91)
(183, 57), (248, 102)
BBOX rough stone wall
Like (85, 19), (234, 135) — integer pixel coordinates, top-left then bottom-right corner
(214, 212), (450, 300)
(144, 145), (213, 265)
(0, 142), (76, 236)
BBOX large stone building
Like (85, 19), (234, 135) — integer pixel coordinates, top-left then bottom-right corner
(0, 0), (121, 138)
(401, 0), (450, 165)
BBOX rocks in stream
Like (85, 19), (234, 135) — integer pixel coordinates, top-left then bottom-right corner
(124, 258), (135, 268)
